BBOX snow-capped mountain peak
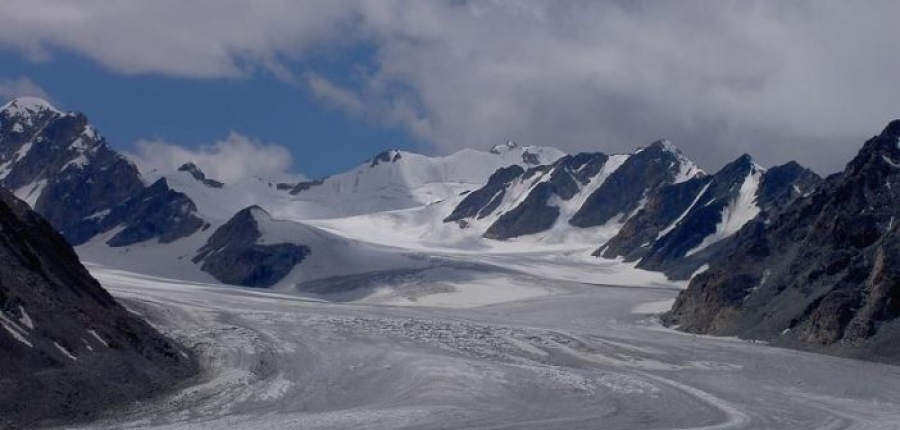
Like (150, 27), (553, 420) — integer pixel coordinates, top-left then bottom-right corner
(0, 96), (61, 119)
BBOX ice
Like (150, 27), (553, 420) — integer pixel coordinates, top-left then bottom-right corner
(630, 299), (675, 315)
(65, 263), (900, 430)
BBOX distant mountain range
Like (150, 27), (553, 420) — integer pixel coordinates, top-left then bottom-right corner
(2, 96), (899, 363)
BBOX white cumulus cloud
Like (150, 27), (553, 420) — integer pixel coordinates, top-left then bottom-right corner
(129, 132), (296, 184)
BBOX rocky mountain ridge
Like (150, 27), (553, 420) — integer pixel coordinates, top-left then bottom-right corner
(0, 187), (196, 428)
(0, 97), (828, 292)
(664, 120), (900, 362)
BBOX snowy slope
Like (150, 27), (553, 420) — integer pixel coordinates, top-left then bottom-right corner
(305, 154), (636, 253)
(143, 146), (565, 222)
(684, 165), (764, 256)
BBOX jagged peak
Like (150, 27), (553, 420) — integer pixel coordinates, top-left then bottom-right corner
(368, 149), (403, 167)
(239, 204), (270, 220)
(647, 139), (682, 154)
(1, 97), (61, 117)
(717, 153), (766, 178)
(880, 119), (900, 139)
(178, 162), (206, 179)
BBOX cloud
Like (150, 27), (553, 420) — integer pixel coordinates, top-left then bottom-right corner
(305, 71), (365, 113)
(129, 132), (296, 184)
(0, 0), (357, 78)
(2, 1), (899, 173)
(348, 1), (900, 173)
(0, 76), (50, 102)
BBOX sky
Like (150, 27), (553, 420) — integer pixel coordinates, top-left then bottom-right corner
(0, 0), (899, 181)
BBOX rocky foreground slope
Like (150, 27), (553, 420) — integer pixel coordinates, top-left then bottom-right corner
(0, 188), (196, 428)
(664, 120), (900, 362)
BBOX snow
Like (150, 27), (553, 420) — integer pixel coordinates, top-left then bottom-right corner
(71, 265), (900, 429)
(0, 97), (61, 123)
(690, 264), (710, 279)
(63, 154), (90, 170)
(355, 267), (558, 308)
(147, 146), (565, 224)
(660, 140), (706, 183)
(84, 208), (111, 221)
(0, 141), (36, 180)
(882, 155), (900, 168)
(87, 329), (109, 348)
(687, 169), (762, 256)
(631, 299), (676, 315)
(11, 122), (23, 133)
(14, 141), (34, 161)
(54, 341), (78, 361)
(14, 179), (47, 207)
(18, 305), (33, 330)
(0, 311), (33, 348)
(521, 154), (630, 245)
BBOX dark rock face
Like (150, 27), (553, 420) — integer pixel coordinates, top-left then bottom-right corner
(178, 162), (224, 188)
(0, 188), (196, 428)
(489, 140), (518, 154)
(483, 153), (609, 239)
(636, 155), (763, 276)
(0, 98), (207, 247)
(369, 149), (402, 167)
(601, 154), (820, 280)
(521, 150), (540, 165)
(755, 161), (820, 210)
(483, 182), (560, 239)
(102, 178), (207, 247)
(193, 206), (310, 287)
(569, 141), (690, 228)
(284, 178), (326, 195)
(0, 100), (145, 244)
(444, 165), (526, 223)
(664, 120), (900, 362)
(599, 176), (712, 262)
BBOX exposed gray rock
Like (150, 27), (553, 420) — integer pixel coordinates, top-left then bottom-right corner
(102, 178), (207, 247)
(283, 178), (326, 195)
(483, 153), (608, 240)
(601, 154), (820, 280)
(636, 155), (764, 277)
(569, 140), (691, 228)
(444, 165), (526, 224)
(177, 162), (224, 188)
(663, 120), (900, 363)
(0, 98), (208, 248)
(193, 206), (310, 288)
(0, 187), (196, 429)
(599, 176), (712, 262)
(369, 149), (402, 167)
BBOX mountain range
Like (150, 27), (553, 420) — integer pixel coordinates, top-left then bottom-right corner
(2, 96), (899, 364)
